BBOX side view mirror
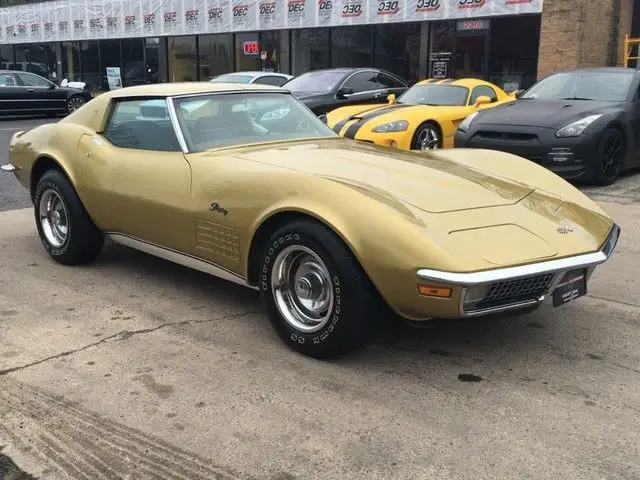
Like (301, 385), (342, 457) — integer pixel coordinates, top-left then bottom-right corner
(513, 89), (525, 99)
(474, 95), (492, 106)
(318, 114), (327, 124)
(48, 82), (56, 89)
(387, 93), (396, 104)
(336, 86), (353, 98)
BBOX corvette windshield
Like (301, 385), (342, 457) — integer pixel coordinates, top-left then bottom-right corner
(397, 84), (469, 106)
(173, 92), (338, 152)
(283, 71), (345, 93)
(521, 71), (634, 102)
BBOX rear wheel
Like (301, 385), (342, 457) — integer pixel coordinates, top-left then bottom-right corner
(411, 123), (441, 150)
(33, 170), (104, 265)
(258, 220), (380, 358)
(593, 127), (625, 186)
(66, 95), (86, 114)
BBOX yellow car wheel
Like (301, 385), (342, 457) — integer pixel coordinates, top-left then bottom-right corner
(411, 122), (441, 150)
(258, 218), (381, 358)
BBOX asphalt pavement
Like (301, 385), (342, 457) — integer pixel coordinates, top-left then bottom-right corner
(0, 116), (639, 480)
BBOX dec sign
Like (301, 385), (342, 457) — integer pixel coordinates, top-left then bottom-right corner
(243, 40), (259, 55)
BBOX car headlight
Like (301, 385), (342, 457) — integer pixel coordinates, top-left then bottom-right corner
(371, 120), (409, 133)
(457, 112), (479, 132)
(555, 114), (603, 138)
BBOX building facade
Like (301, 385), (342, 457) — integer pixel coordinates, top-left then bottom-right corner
(0, 0), (636, 92)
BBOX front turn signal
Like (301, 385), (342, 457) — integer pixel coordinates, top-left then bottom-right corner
(417, 285), (452, 298)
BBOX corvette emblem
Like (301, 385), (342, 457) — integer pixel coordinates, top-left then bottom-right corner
(557, 223), (575, 234)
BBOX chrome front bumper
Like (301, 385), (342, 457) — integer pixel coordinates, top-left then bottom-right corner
(417, 223), (620, 317)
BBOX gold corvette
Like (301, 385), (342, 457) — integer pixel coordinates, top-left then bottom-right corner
(326, 78), (515, 151)
(3, 82), (620, 358)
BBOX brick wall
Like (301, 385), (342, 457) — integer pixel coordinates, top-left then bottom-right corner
(537, 0), (635, 78)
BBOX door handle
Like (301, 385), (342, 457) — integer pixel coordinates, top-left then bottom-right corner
(27, 88), (34, 92)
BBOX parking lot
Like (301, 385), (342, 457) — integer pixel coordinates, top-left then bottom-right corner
(0, 117), (639, 479)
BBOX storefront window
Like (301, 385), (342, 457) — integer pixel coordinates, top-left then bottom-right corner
(168, 36), (197, 82)
(100, 40), (121, 90)
(331, 26), (372, 68)
(261, 31), (282, 72)
(80, 41), (101, 90)
(235, 32), (261, 72)
(489, 16), (541, 91)
(291, 28), (330, 74)
(61, 42), (81, 82)
(198, 34), (233, 80)
(45, 44), (58, 82)
(429, 21), (455, 79)
(122, 38), (146, 86)
(0, 46), (13, 70)
(146, 38), (167, 84)
(374, 24), (420, 84)
(15, 44), (49, 78)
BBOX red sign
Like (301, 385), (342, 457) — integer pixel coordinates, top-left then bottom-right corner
(243, 40), (259, 55)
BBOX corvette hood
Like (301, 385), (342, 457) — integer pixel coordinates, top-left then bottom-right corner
(474, 99), (623, 129)
(234, 140), (534, 213)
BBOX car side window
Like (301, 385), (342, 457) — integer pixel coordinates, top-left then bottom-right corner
(16, 72), (51, 88)
(254, 75), (288, 86)
(469, 86), (497, 104)
(104, 99), (182, 152)
(0, 74), (17, 87)
(376, 73), (406, 90)
(342, 72), (380, 93)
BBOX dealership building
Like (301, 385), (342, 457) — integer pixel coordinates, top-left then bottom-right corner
(0, 0), (638, 92)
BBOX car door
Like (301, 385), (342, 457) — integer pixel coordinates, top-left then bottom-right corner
(335, 71), (388, 107)
(14, 72), (64, 113)
(76, 98), (193, 252)
(0, 73), (26, 115)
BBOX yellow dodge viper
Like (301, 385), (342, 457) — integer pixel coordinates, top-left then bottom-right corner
(326, 78), (516, 151)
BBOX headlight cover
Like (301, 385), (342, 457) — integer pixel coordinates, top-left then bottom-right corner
(371, 120), (409, 133)
(458, 112), (479, 132)
(555, 114), (603, 138)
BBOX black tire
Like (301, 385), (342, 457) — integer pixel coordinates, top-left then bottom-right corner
(411, 122), (441, 150)
(33, 169), (104, 265)
(258, 219), (381, 358)
(66, 95), (87, 114)
(593, 127), (625, 186)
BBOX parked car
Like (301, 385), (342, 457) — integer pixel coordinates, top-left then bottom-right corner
(2, 82), (620, 358)
(454, 67), (640, 185)
(326, 78), (516, 151)
(210, 71), (293, 87)
(281, 68), (409, 116)
(0, 70), (93, 116)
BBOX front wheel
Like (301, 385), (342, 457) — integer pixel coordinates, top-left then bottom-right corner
(33, 170), (104, 265)
(411, 123), (441, 150)
(593, 127), (625, 186)
(258, 220), (380, 358)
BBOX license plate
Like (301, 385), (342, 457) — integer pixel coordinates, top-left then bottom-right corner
(552, 269), (587, 307)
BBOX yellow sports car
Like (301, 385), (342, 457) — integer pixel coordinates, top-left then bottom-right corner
(326, 78), (516, 150)
(3, 82), (620, 358)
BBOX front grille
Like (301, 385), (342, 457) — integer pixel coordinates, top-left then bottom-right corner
(471, 273), (556, 311)
(473, 131), (538, 141)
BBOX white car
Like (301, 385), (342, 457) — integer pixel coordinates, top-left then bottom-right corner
(210, 71), (293, 87)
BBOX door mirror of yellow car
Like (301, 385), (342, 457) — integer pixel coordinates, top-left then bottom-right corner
(387, 93), (396, 104)
(474, 95), (492, 107)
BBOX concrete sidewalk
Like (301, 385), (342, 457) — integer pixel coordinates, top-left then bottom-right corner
(0, 202), (638, 480)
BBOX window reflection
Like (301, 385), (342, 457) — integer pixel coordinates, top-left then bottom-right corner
(374, 24), (420, 83)
(331, 26), (372, 68)
(122, 38), (145, 86)
(291, 28), (330, 74)
(198, 34), (233, 80)
(168, 36), (197, 82)
(80, 41), (101, 89)
(61, 41), (81, 82)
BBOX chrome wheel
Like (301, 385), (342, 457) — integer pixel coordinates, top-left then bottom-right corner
(271, 245), (334, 333)
(67, 96), (86, 113)
(415, 125), (440, 150)
(38, 189), (69, 248)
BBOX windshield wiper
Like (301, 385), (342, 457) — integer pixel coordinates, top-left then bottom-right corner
(559, 96), (595, 101)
